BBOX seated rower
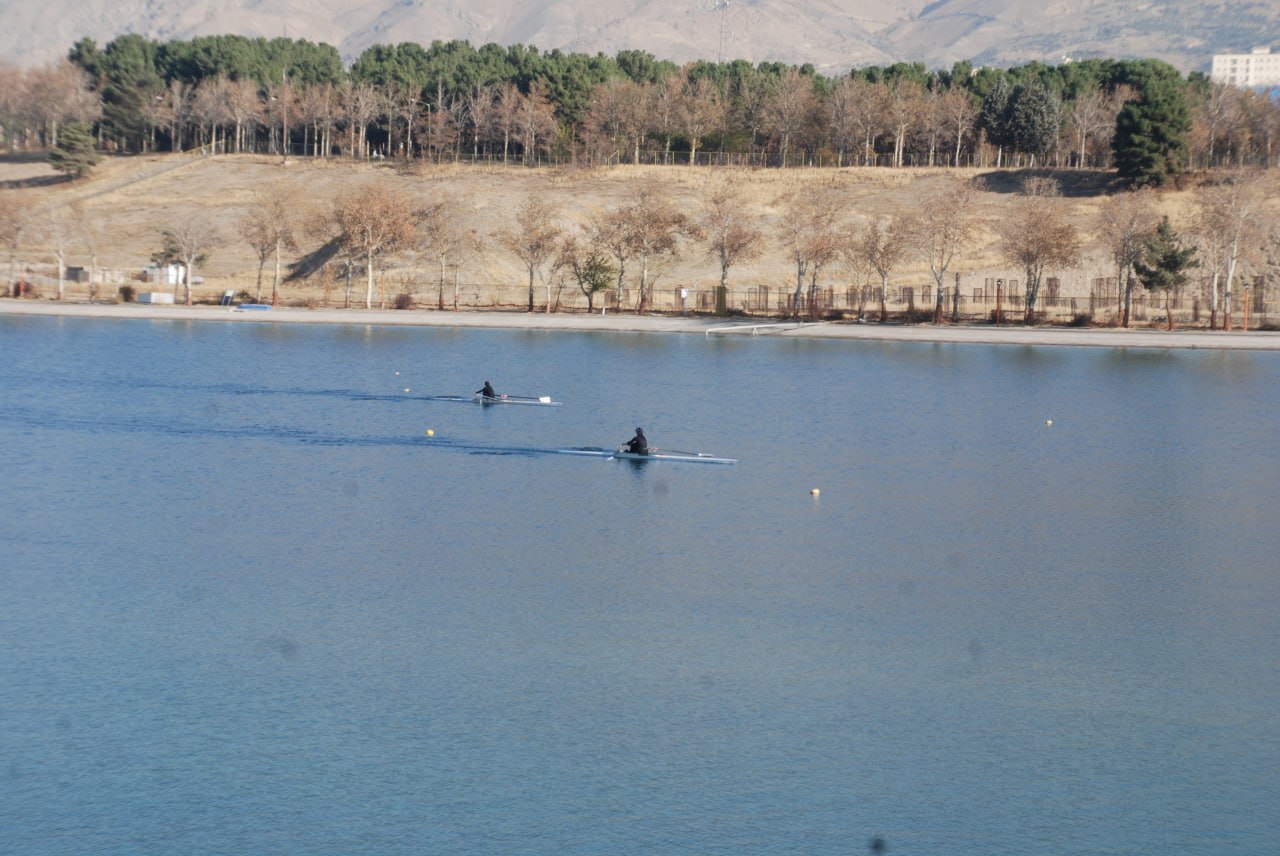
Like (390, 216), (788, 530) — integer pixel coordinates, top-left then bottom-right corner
(476, 381), (498, 399)
(623, 426), (649, 455)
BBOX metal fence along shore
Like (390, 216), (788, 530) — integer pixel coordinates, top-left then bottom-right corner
(8, 274), (1274, 329)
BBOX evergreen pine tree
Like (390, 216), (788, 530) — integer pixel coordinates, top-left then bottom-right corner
(48, 122), (102, 180)
(1008, 82), (1061, 165)
(1112, 75), (1190, 187)
(978, 77), (1013, 164)
(1134, 216), (1198, 329)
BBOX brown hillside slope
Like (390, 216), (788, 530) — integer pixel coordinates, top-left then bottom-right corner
(4, 153), (1272, 320)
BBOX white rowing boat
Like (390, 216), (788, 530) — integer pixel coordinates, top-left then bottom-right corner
(433, 393), (561, 406)
(614, 448), (737, 465)
(556, 446), (736, 465)
(476, 393), (561, 406)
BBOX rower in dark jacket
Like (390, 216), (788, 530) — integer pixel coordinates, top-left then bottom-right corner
(623, 426), (649, 455)
(476, 381), (497, 399)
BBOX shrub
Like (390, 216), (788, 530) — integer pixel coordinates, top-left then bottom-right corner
(118, 285), (135, 302)
(393, 292), (414, 310)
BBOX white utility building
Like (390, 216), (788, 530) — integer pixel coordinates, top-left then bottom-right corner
(1210, 46), (1280, 87)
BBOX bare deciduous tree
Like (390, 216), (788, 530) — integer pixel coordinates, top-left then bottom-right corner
(24, 60), (99, 148)
(153, 79), (191, 152)
(848, 215), (910, 323)
(581, 78), (628, 164)
(418, 194), (478, 310)
(610, 181), (695, 313)
(499, 196), (561, 312)
(999, 177), (1080, 324)
(884, 79), (924, 168)
(1195, 81), (1238, 169)
(1067, 86), (1116, 169)
(157, 213), (218, 306)
(651, 70), (684, 160)
(937, 88), (976, 167)
(241, 183), (303, 305)
(226, 78), (262, 154)
(463, 84), (495, 160)
(593, 207), (633, 307)
(515, 82), (558, 166)
(297, 82), (340, 158)
(1195, 170), (1269, 329)
(191, 76), (234, 153)
(700, 181), (763, 297)
(763, 69), (818, 167)
(424, 82), (465, 163)
(826, 77), (861, 168)
(903, 180), (981, 323)
(340, 81), (383, 159)
(42, 206), (74, 300)
(777, 188), (845, 318)
(0, 189), (31, 290)
(679, 74), (725, 166)
(1097, 188), (1159, 327)
(492, 82), (522, 164)
(332, 182), (417, 308)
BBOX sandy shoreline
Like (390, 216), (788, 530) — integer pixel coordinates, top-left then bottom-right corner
(4, 299), (1280, 351)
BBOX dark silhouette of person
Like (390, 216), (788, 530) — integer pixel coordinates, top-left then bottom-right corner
(476, 381), (497, 399)
(623, 427), (649, 455)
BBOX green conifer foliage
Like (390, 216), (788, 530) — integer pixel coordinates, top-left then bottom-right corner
(1134, 216), (1199, 328)
(1112, 73), (1191, 187)
(48, 122), (102, 179)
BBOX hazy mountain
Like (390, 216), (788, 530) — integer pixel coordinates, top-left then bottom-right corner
(3, 0), (1279, 75)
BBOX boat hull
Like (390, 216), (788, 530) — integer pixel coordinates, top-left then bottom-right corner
(613, 449), (737, 465)
(556, 447), (736, 464)
(432, 394), (561, 406)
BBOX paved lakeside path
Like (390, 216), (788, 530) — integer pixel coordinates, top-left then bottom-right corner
(5, 299), (1280, 351)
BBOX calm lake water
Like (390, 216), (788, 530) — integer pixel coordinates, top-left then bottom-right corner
(2, 315), (1278, 855)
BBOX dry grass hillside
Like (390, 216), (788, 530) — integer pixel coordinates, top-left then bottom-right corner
(4, 152), (1276, 322)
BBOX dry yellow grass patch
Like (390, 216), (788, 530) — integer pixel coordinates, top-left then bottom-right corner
(5, 153), (1277, 311)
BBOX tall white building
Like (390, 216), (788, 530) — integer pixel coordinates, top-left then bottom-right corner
(1210, 46), (1280, 87)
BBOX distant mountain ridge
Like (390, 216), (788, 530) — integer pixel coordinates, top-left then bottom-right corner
(3, 0), (1279, 75)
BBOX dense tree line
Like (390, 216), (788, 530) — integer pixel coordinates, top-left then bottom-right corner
(2, 35), (1279, 185)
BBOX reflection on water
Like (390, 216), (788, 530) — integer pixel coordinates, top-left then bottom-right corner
(1, 316), (1278, 855)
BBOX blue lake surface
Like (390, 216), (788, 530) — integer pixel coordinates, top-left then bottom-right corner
(2, 315), (1278, 855)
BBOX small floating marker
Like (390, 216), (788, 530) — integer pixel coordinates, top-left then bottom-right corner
(425, 429), (434, 436)
(404, 387), (411, 392)
(810, 488), (821, 496)
(394, 371), (400, 376)
(1045, 419), (1053, 426)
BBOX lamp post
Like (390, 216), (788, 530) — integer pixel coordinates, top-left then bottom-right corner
(995, 278), (1003, 325)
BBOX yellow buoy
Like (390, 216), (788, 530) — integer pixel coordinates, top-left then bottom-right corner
(810, 488), (820, 496)
(404, 387), (411, 392)
(425, 429), (435, 436)
(1045, 419), (1053, 426)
